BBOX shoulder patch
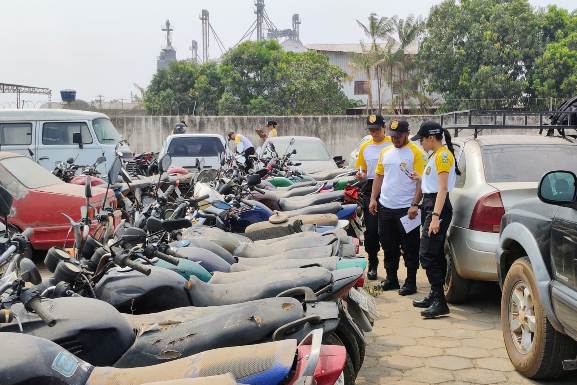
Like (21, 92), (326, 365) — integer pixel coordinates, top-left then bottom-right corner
(440, 151), (449, 164)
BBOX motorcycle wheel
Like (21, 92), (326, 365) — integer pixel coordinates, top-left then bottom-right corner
(323, 332), (356, 385)
(337, 313), (366, 369)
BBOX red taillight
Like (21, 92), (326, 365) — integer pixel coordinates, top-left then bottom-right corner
(469, 191), (505, 233)
(355, 276), (365, 288)
(287, 345), (346, 385)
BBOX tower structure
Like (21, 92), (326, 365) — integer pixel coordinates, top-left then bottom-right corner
(200, 10), (210, 62)
(157, 20), (177, 71)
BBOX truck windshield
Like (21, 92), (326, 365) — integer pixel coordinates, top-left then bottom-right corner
(167, 137), (224, 157)
(0, 156), (63, 189)
(93, 118), (122, 144)
(483, 144), (577, 183)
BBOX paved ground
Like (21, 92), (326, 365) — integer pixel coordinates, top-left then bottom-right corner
(356, 264), (577, 385)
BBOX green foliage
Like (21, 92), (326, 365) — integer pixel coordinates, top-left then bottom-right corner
(533, 31), (577, 99)
(145, 40), (353, 115)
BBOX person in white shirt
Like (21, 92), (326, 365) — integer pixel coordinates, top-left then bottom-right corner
(354, 114), (392, 280)
(410, 121), (460, 319)
(369, 120), (426, 295)
(228, 131), (255, 171)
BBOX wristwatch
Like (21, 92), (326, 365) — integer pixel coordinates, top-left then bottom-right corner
(411, 202), (420, 208)
(432, 212), (440, 217)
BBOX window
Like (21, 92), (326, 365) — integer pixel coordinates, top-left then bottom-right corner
(0, 156), (62, 189)
(93, 118), (122, 144)
(453, 144), (466, 188)
(167, 136), (225, 157)
(354, 81), (369, 95)
(0, 123), (32, 145)
(42, 122), (92, 145)
(268, 138), (331, 161)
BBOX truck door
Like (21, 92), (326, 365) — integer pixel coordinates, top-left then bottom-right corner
(0, 122), (35, 158)
(36, 121), (101, 171)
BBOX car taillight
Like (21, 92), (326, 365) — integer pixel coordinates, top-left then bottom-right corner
(470, 191), (505, 233)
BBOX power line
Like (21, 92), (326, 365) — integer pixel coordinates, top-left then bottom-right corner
(233, 19), (258, 48)
(209, 23), (227, 54)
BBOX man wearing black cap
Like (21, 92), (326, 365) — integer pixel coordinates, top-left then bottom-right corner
(369, 120), (426, 295)
(355, 115), (391, 280)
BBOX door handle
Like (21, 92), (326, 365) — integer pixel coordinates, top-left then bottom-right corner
(38, 157), (49, 161)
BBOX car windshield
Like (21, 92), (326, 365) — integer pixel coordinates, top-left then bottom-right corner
(267, 138), (331, 161)
(482, 144), (577, 183)
(92, 118), (122, 144)
(167, 136), (224, 157)
(0, 156), (63, 189)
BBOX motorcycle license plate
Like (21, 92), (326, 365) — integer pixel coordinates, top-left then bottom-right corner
(335, 371), (345, 385)
(349, 287), (379, 320)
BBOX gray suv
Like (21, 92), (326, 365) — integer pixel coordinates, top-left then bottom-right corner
(498, 170), (577, 379)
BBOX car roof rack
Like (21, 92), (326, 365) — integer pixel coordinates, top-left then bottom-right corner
(439, 109), (577, 139)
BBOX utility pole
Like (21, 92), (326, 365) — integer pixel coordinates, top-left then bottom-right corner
(96, 95), (104, 109)
(255, 0), (265, 41)
(189, 40), (198, 63)
(200, 10), (210, 62)
(292, 14), (301, 40)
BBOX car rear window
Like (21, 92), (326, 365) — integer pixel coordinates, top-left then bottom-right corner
(482, 144), (577, 183)
(0, 156), (63, 189)
(268, 138), (331, 161)
(167, 137), (224, 157)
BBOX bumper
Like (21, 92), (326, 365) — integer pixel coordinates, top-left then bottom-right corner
(448, 226), (499, 281)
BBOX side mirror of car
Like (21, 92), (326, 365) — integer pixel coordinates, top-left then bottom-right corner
(0, 185), (14, 218)
(95, 156), (106, 166)
(246, 174), (262, 187)
(159, 154), (172, 174)
(72, 133), (83, 149)
(538, 170), (577, 206)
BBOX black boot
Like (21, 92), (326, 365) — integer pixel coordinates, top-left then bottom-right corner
(421, 291), (450, 319)
(380, 270), (400, 291)
(412, 291), (434, 308)
(367, 256), (378, 280)
(399, 270), (417, 296)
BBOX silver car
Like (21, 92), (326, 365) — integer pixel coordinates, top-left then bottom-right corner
(445, 135), (577, 303)
(261, 136), (340, 174)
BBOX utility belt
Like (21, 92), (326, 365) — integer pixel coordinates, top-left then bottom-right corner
(421, 192), (452, 215)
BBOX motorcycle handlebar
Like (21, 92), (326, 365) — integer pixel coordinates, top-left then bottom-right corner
(125, 259), (152, 276)
(154, 250), (180, 266)
(28, 298), (57, 327)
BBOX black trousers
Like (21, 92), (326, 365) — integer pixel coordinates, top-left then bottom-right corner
(419, 193), (453, 292)
(244, 147), (256, 170)
(361, 181), (380, 266)
(377, 203), (420, 274)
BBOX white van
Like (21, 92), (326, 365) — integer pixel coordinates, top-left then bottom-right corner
(0, 109), (132, 174)
(159, 133), (226, 171)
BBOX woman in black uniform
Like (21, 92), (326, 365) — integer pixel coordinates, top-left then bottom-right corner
(410, 121), (460, 319)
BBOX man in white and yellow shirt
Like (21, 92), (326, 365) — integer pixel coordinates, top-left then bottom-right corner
(228, 131), (255, 170)
(369, 120), (427, 295)
(355, 114), (391, 280)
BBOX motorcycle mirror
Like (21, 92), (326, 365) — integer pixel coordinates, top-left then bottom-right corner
(95, 156), (106, 166)
(159, 154), (172, 173)
(66, 157), (75, 164)
(289, 137), (295, 146)
(292, 149), (297, 155)
(256, 168), (268, 178)
(246, 174), (262, 187)
(121, 227), (147, 245)
(236, 142), (245, 153)
(120, 168), (132, 184)
(19, 258), (42, 285)
(145, 217), (163, 233)
(27, 148), (34, 157)
(85, 176), (93, 198)
(195, 158), (201, 171)
(162, 218), (192, 232)
(0, 186), (13, 218)
(107, 157), (122, 183)
(269, 142), (276, 151)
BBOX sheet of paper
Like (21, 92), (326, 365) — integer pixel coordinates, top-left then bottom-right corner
(400, 211), (421, 233)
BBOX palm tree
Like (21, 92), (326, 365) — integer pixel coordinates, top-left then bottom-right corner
(349, 49), (378, 113)
(356, 14), (395, 112)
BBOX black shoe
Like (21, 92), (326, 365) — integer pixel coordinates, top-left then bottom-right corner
(367, 267), (378, 281)
(380, 278), (400, 291)
(412, 292), (434, 308)
(398, 283), (417, 296)
(420, 297), (450, 319)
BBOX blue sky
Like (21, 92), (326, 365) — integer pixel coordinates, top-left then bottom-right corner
(1, 0), (575, 105)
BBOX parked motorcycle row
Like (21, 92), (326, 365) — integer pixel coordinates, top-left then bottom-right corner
(1, 141), (374, 385)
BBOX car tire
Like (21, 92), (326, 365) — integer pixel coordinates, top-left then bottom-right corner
(501, 257), (577, 379)
(444, 244), (472, 304)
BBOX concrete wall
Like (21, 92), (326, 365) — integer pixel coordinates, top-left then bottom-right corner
(111, 114), (549, 157)
(111, 115), (438, 157)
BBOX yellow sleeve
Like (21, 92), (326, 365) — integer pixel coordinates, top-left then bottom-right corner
(435, 148), (455, 174)
(355, 141), (370, 171)
(270, 129), (277, 137)
(375, 147), (388, 176)
(234, 134), (241, 144)
(410, 143), (427, 176)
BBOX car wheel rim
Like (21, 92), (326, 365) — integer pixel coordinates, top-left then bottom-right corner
(509, 281), (537, 354)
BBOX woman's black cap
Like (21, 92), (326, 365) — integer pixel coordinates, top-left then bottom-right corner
(411, 121), (443, 141)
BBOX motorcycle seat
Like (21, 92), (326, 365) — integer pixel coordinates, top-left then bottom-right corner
(279, 191), (345, 211)
(187, 267), (333, 306)
(280, 202), (342, 217)
(143, 374), (238, 385)
(118, 298), (303, 367)
(234, 236), (336, 258)
(243, 214), (338, 240)
(273, 180), (319, 190)
(263, 185), (320, 199)
(215, 259), (340, 280)
(307, 169), (353, 181)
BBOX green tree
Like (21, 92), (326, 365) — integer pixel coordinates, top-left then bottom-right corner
(533, 31), (577, 99)
(418, 0), (543, 110)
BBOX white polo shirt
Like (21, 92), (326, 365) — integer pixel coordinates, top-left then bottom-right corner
(375, 142), (427, 209)
(355, 137), (392, 180)
(421, 146), (457, 193)
(234, 134), (254, 150)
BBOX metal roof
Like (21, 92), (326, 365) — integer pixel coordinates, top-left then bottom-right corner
(0, 109), (109, 121)
(306, 42), (419, 55)
(454, 134), (577, 146)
